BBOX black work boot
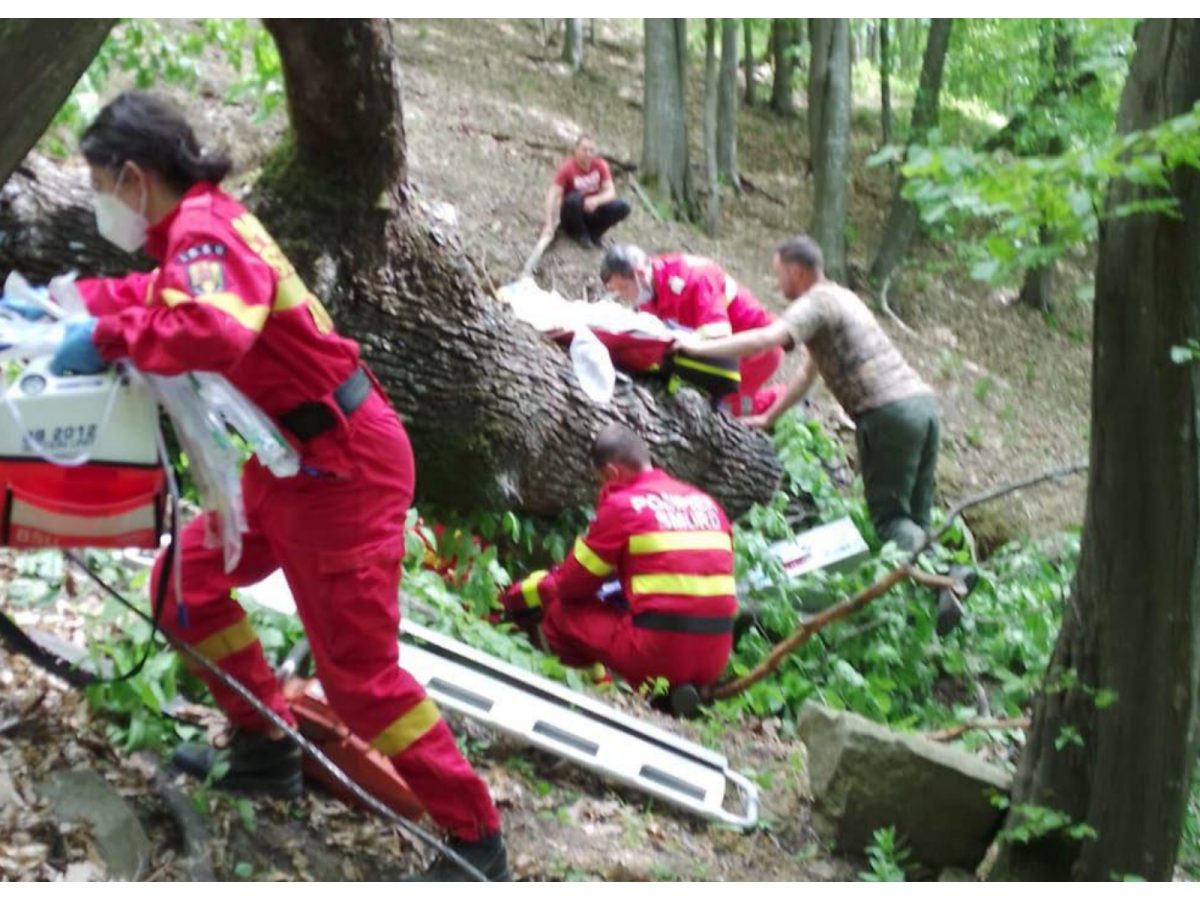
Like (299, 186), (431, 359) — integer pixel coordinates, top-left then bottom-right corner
(172, 728), (303, 800)
(411, 831), (511, 881)
(935, 565), (980, 637)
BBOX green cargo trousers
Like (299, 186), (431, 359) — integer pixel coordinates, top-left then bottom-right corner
(854, 393), (940, 552)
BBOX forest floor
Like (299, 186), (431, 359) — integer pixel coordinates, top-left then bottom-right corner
(2, 18), (1098, 882)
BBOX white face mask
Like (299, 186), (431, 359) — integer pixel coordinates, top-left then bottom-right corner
(93, 167), (148, 253)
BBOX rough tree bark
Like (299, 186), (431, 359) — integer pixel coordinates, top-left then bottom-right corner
(702, 20), (721, 237)
(879, 18), (893, 146)
(642, 19), (695, 220)
(0, 20), (114, 188)
(990, 19), (1200, 881)
(717, 19), (740, 189)
(743, 20), (757, 108)
(0, 21), (781, 518)
(868, 19), (954, 288)
(770, 19), (795, 116)
(809, 19), (851, 282)
(562, 18), (584, 73)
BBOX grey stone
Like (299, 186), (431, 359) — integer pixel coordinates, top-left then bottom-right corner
(41, 770), (151, 881)
(798, 701), (1011, 872)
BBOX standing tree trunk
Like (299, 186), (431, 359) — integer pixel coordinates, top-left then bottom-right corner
(563, 18), (584, 73)
(743, 19), (757, 108)
(990, 19), (1200, 881)
(770, 19), (796, 116)
(809, 19), (852, 282)
(0, 20), (114, 186)
(1017, 20), (1074, 315)
(807, 19), (830, 168)
(717, 19), (740, 190)
(868, 19), (954, 287)
(879, 18), (893, 146)
(702, 19), (721, 237)
(642, 19), (695, 220)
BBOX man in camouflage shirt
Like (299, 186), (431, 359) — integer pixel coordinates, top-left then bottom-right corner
(677, 235), (938, 554)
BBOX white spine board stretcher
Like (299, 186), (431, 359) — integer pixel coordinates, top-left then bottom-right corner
(238, 571), (759, 829)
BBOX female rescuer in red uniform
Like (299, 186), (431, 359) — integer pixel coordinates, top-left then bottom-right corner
(48, 92), (507, 880)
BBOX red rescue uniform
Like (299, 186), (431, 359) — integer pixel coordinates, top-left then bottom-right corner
(78, 182), (500, 841)
(504, 468), (736, 688)
(642, 253), (784, 416)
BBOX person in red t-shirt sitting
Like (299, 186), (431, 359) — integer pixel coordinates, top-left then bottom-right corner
(542, 134), (631, 249)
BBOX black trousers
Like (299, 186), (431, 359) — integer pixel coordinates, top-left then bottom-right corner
(560, 191), (631, 243)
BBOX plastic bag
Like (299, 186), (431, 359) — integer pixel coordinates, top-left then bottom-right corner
(192, 373), (300, 479)
(569, 327), (616, 404)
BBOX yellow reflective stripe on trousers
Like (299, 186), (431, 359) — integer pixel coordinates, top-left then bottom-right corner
(572, 537), (614, 577)
(629, 573), (737, 597)
(370, 698), (441, 757)
(160, 287), (269, 332)
(673, 356), (742, 382)
(695, 321), (733, 339)
(521, 570), (548, 608)
(628, 531), (733, 554)
(192, 616), (259, 663)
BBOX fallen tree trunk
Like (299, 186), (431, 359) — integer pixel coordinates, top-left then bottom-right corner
(1, 21), (782, 518)
(0, 154), (150, 281)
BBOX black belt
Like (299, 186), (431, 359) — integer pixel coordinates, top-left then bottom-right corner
(278, 366), (372, 441)
(632, 612), (735, 635)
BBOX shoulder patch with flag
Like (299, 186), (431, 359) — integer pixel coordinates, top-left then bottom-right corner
(187, 260), (226, 295)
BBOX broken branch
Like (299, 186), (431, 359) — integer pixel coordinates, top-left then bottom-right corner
(925, 717), (1031, 742)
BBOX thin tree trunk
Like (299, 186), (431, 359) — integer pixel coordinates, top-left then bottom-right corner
(703, 19), (721, 237)
(810, 20), (851, 281)
(880, 18), (893, 146)
(563, 18), (584, 72)
(771, 19), (796, 116)
(0, 20), (114, 186)
(1017, 227), (1054, 315)
(642, 19), (695, 220)
(587, 19), (596, 46)
(868, 19), (954, 287)
(743, 20), (757, 108)
(991, 19), (1200, 880)
(718, 19), (740, 189)
(807, 19), (831, 166)
(1017, 21), (1073, 315)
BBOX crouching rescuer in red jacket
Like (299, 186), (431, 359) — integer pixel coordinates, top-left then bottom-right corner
(56, 92), (506, 880)
(502, 425), (737, 701)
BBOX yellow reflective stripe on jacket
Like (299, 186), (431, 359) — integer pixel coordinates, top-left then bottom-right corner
(192, 616), (259, 663)
(521, 570), (549, 608)
(629, 573), (737, 597)
(160, 287), (269, 332)
(673, 356), (742, 382)
(572, 537), (615, 577)
(695, 321), (733, 339)
(370, 698), (441, 757)
(628, 530), (733, 555)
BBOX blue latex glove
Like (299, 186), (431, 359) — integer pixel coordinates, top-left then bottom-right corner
(49, 318), (106, 376)
(0, 294), (50, 321)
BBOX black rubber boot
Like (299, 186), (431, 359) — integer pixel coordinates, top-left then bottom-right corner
(172, 728), (303, 800)
(935, 565), (980, 637)
(410, 831), (511, 881)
